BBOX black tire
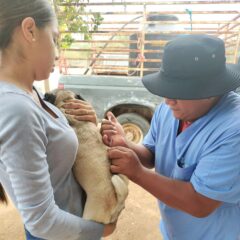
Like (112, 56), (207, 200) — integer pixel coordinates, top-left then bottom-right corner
(117, 113), (150, 143)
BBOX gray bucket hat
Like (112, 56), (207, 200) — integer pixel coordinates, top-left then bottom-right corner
(142, 34), (240, 99)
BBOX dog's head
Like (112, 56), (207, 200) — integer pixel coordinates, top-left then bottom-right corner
(44, 89), (85, 125)
(44, 89), (85, 108)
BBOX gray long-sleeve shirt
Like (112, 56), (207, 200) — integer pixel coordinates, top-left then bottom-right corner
(0, 81), (104, 240)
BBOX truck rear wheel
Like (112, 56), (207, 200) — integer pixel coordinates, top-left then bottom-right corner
(117, 113), (150, 143)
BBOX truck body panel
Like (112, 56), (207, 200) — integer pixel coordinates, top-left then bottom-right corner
(59, 75), (163, 120)
(59, 75), (163, 143)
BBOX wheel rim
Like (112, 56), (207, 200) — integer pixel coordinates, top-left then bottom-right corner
(122, 123), (144, 143)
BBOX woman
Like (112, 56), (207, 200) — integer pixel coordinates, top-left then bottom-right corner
(0, 0), (115, 239)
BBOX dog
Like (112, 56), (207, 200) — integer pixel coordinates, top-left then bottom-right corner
(44, 89), (128, 224)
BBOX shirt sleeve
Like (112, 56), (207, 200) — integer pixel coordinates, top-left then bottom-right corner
(0, 94), (104, 240)
(143, 105), (162, 153)
(191, 130), (240, 204)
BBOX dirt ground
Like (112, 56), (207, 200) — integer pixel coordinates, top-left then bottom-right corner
(0, 182), (163, 240)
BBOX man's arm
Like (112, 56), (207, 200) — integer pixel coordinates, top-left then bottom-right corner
(108, 146), (221, 218)
(126, 141), (154, 168)
(135, 167), (221, 218)
(102, 112), (221, 217)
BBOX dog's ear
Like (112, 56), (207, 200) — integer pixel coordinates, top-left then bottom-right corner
(44, 93), (56, 104)
(75, 94), (85, 101)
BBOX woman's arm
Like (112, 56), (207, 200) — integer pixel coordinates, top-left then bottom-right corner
(0, 95), (104, 240)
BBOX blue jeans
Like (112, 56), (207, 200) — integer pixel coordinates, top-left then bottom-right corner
(25, 228), (44, 240)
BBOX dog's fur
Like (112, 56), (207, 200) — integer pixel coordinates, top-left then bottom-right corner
(44, 89), (128, 224)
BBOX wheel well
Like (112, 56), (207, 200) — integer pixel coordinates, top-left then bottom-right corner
(105, 104), (154, 123)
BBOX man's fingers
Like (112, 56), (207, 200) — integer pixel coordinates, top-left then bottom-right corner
(101, 129), (117, 136)
(100, 124), (117, 135)
(110, 165), (121, 174)
(108, 147), (130, 159)
(109, 146), (130, 153)
(101, 119), (116, 127)
(111, 158), (122, 166)
(106, 112), (117, 123)
(101, 119), (111, 124)
(102, 134), (111, 146)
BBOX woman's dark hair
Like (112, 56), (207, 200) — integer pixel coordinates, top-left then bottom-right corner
(0, 0), (55, 50)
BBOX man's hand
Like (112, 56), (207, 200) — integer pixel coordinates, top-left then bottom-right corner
(101, 112), (128, 147)
(63, 99), (98, 125)
(108, 146), (144, 182)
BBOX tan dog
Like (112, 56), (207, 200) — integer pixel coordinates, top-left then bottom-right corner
(44, 89), (128, 224)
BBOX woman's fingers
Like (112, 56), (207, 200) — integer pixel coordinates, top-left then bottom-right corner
(65, 108), (95, 116)
(64, 99), (85, 104)
(74, 114), (97, 123)
(63, 101), (92, 110)
(62, 100), (97, 125)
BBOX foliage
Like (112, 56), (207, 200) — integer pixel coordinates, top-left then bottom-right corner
(53, 0), (103, 49)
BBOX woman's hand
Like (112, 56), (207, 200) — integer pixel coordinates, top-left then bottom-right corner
(63, 99), (98, 125)
(102, 222), (117, 237)
(100, 112), (127, 147)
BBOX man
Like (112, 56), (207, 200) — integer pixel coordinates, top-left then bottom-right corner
(101, 34), (240, 239)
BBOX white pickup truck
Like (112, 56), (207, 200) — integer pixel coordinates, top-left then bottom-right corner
(58, 74), (163, 143)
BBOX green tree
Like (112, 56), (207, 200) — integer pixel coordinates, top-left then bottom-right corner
(52, 0), (103, 49)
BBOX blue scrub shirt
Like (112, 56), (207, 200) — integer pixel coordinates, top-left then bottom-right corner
(143, 92), (240, 240)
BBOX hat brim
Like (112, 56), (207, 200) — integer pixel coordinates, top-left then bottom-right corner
(142, 64), (240, 100)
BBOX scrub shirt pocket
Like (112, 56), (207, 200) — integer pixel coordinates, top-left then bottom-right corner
(171, 160), (197, 181)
